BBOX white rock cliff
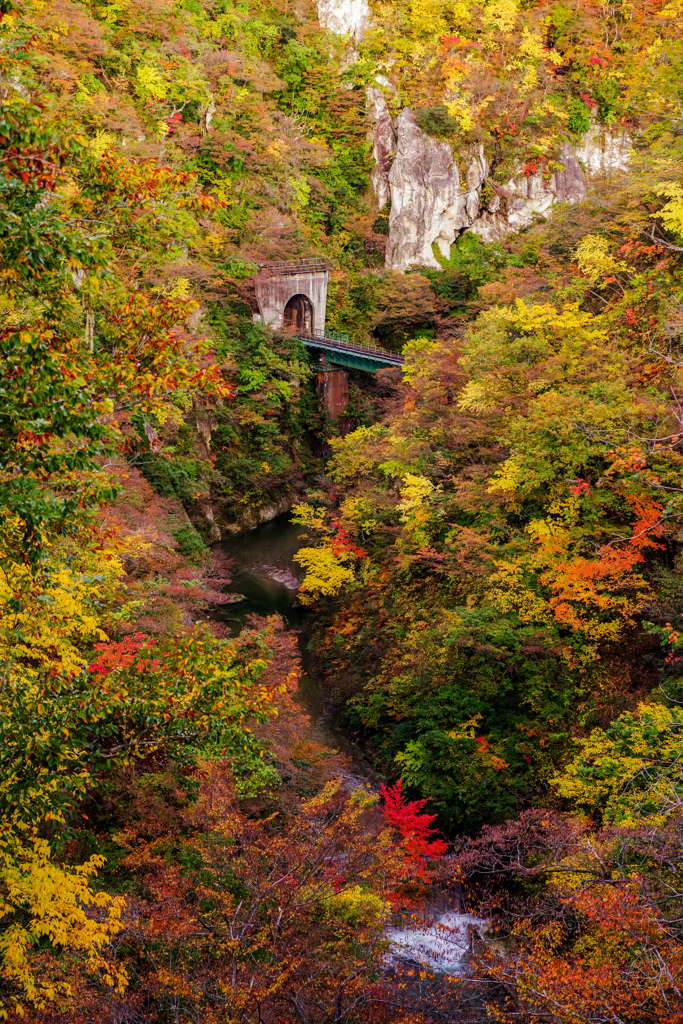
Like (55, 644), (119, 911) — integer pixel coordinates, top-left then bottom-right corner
(366, 87), (396, 212)
(385, 109), (484, 269)
(317, 0), (371, 42)
(372, 104), (631, 270)
(471, 141), (587, 244)
(574, 121), (631, 176)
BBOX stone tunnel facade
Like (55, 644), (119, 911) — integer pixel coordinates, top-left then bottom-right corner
(253, 260), (354, 419)
(254, 263), (329, 333)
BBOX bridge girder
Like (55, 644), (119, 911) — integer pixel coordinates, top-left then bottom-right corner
(302, 340), (403, 373)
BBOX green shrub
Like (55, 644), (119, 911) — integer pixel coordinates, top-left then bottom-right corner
(174, 526), (208, 561)
(414, 105), (459, 138)
(567, 98), (591, 134)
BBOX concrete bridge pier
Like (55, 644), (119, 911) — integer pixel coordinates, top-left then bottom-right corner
(317, 357), (349, 419)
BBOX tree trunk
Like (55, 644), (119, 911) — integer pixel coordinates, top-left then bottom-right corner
(84, 302), (95, 354)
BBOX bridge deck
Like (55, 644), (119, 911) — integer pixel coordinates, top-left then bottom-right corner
(296, 328), (403, 370)
(258, 258), (328, 276)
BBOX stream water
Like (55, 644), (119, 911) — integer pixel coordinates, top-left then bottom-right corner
(209, 514), (376, 783)
(208, 513), (485, 974)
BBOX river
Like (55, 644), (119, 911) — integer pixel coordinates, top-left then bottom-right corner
(208, 514), (376, 784)
(208, 513), (486, 974)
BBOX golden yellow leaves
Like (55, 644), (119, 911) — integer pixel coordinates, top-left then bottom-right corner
(396, 473), (441, 548)
(449, 0), (471, 25)
(525, 494), (583, 554)
(338, 495), (379, 533)
(658, 0), (683, 16)
(457, 378), (499, 415)
(0, 840), (126, 1016)
(554, 702), (683, 826)
(203, 230), (225, 257)
(653, 181), (683, 238)
(459, 299), (611, 424)
(397, 473), (436, 521)
(290, 504), (369, 603)
(482, 0), (519, 35)
(575, 235), (629, 284)
(0, 554), (120, 681)
(408, 0), (447, 37)
(291, 502), (328, 532)
(445, 96), (475, 131)
(328, 425), (389, 482)
(488, 561), (554, 628)
(401, 335), (438, 385)
(97, 0), (131, 24)
(518, 27), (546, 61)
(446, 713), (483, 740)
(290, 175), (311, 210)
(165, 276), (192, 299)
(519, 66), (539, 96)
(293, 547), (356, 604)
(89, 130), (114, 160)
(135, 64), (168, 102)
(323, 884), (388, 926)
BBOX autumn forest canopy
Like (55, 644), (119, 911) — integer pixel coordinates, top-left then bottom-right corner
(2, 0), (683, 1018)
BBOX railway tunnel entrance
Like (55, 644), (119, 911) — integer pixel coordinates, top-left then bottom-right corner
(253, 259), (403, 418)
(283, 293), (314, 332)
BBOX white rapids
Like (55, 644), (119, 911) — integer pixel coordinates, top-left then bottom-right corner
(386, 911), (486, 974)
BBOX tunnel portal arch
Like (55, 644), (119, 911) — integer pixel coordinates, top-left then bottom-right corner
(284, 293), (314, 332)
(253, 260), (328, 334)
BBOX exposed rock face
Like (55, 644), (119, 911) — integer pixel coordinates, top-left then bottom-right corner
(386, 109), (487, 269)
(366, 88), (396, 211)
(575, 121), (631, 176)
(202, 506), (222, 543)
(376, 107), (631, 269)
(472, 142), (587, 243)
(317, 0), (371, 41)
(221, 493), (297, 534)
(555, 142), (589, 201)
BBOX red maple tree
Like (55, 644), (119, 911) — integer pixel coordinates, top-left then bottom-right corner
(380, 778), (448, 873)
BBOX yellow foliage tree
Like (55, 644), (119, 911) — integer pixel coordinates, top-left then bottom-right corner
(554, 702), (683, 826)
(653, 181), (683, 238)
(575, 234), (628, 284)
(294, 547), (356, 604)
(291, 502), (329, 533)
(397, 473), (440, 547)
(408, 0), (446, 37)
(0, 553), (122, 681)
(482, 0), (519, 34)
(397, 473), (436, 519)
(328, 425), (389, 482)
(0, 840), (126, 1018)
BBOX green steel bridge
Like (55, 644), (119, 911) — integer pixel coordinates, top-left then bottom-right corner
(253, 258), (404, 372)
(295, 328), (404, 373)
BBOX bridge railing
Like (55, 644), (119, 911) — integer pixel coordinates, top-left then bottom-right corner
(258, 258), (328, 275)
(297, 328), (404, 364)
(319, 329), (350, 344)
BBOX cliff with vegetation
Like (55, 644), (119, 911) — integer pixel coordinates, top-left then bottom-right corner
(2, 0), (683, 1019)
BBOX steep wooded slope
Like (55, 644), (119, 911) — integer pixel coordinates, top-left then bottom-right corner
(2, 1), (683, 1019)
